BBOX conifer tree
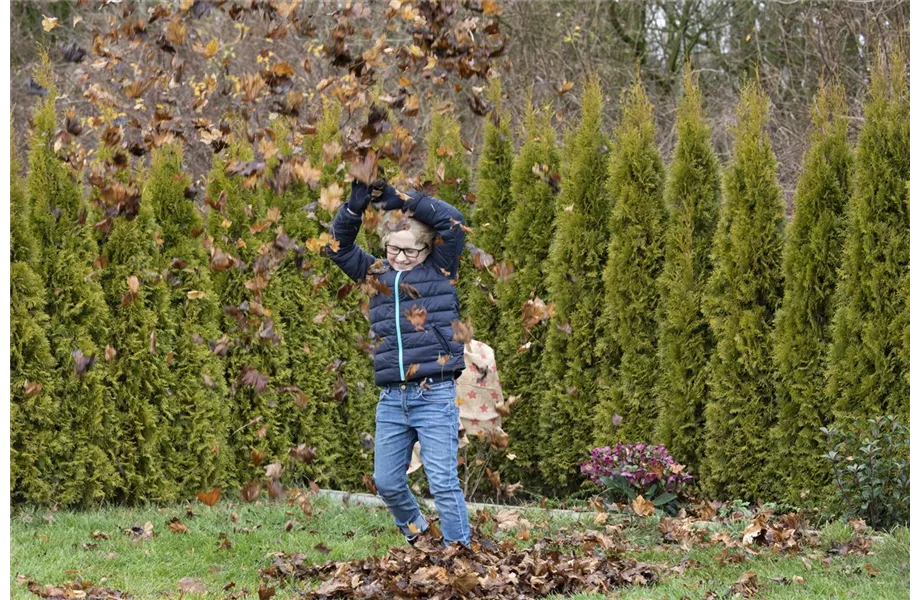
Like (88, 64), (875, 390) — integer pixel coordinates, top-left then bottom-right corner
(303, 99), (377, 488)
(494, 99), (560, 490)
(11, 139), (62, 505)
(654, 68), (721, 473)
(99, 187), (178, 502)
(827, 51), (909, 420)
(769, 83), (851, 503)
(26, 57), (118, 507)
(538, 77), (612, 492)
(423, 107), (475, 319)
(467, 78), (515, 345)
(145, 145), (231, 496)
(701, 80), (785, 501)
(205, 135), (289, 483)
(595, 79), (667, 444)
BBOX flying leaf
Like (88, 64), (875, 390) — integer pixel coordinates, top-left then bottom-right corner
(348, 150), (379, 184)
(241, 480), (261, 502)
(405, 305), (428, 331)
(319, 183), (344, 213)
(42, 16), (60, 32)
(239, 365), (269, 392)
(72, 349), (96, 376)
(195, 487), (221, 506)
(450, 317), (473, 343)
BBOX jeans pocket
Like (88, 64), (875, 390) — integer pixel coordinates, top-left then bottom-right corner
(420, 380), (456, 402)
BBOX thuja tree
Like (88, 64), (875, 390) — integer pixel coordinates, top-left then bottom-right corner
(205, 137), (289, 483)
(538, 77), (612, 492)
(769, 83), (851, 504)
(654, 68), (721, 474)
(826, 51), (909, 420)
(26, 58), (118, 507)
(99, 183), (179, 502)
(595, 79), (666, 445)
(145, 145), (231, 496)
(701, 80), (785, 501)
(493, 100), (560, 491)
(11, 140), (62, 505)
(303, 99), (377, 488)
(466, 78), (514, 346)
(423, 107), (475, 319)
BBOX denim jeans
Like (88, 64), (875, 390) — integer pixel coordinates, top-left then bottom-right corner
(373, 378), (471, 547)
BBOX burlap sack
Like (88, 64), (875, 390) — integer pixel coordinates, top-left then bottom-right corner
(407, 339), (504, 474)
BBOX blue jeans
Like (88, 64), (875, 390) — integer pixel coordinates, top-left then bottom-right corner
(373, 378), (471, 547)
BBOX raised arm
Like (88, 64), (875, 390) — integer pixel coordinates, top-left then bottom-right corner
(324, 185), (379, 283)
(403, 190), (466, 280)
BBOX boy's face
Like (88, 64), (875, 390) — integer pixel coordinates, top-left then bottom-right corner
(386, 230), (430, 271)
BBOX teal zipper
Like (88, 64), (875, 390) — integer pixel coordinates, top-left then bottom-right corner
(394, 270), (405, 380)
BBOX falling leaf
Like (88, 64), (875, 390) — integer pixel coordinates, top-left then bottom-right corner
(289, 444), (317, 463)
(264, 462), (284, 479)
(333, 373), (348, 402)
(72, 349), (96, 376)
(405, 305), (428, 331)
(450, 317), (473, 343)
(195, 487), (221, 506)
(187, 290), (206, 299)
(22, 381), (43, 397)
(42, 16), (60, 32)
(348, 150), (379, 184)
(241, 480), (261, 502)
(319, 183), (344, 213)
(239, 365), (269, 393)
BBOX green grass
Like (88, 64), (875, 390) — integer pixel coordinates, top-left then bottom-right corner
(11, 496), (908, 599)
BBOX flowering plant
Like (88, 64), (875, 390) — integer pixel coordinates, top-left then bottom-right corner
(581, 443), (693, 513)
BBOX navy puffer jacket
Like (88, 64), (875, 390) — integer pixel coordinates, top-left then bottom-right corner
(325, 189), (467, 386)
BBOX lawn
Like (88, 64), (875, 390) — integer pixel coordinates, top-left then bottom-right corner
(11, 492), (908, 599)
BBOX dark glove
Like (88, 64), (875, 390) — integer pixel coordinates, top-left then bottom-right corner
(347, 181), (372, 214)
(370, 181), (407, 211)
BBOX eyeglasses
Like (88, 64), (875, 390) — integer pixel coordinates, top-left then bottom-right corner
(386, 244), (428, 259)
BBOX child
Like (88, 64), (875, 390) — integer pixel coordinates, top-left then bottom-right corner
(324, 178), (471, 548)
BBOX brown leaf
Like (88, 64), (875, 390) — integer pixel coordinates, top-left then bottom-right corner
(177, 577), (207, 595)
(399, 282), (421, 298)
(72, 349), (96, 376)
(450, 317), (473, 344)
(348, 150), (379, 185)
(22, 381), (43, 397)
(405, 305), (428, 331)
(239, 366), (269, 393)
(333, 373), (348, 402)
(632, 495), (656, 517)
(250, 449), (267, 466)
(241, 480), (261, 502)
(264, 462), (284, 479)
(195, 487), (221, 506)
(167, 518), (189, 534)
(289, 444), (317, 463)
(362, 474), (377, 495)
(319, 183), (344, 213)
(267, 477), (285, 500)
(258, 583), (276, 600)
